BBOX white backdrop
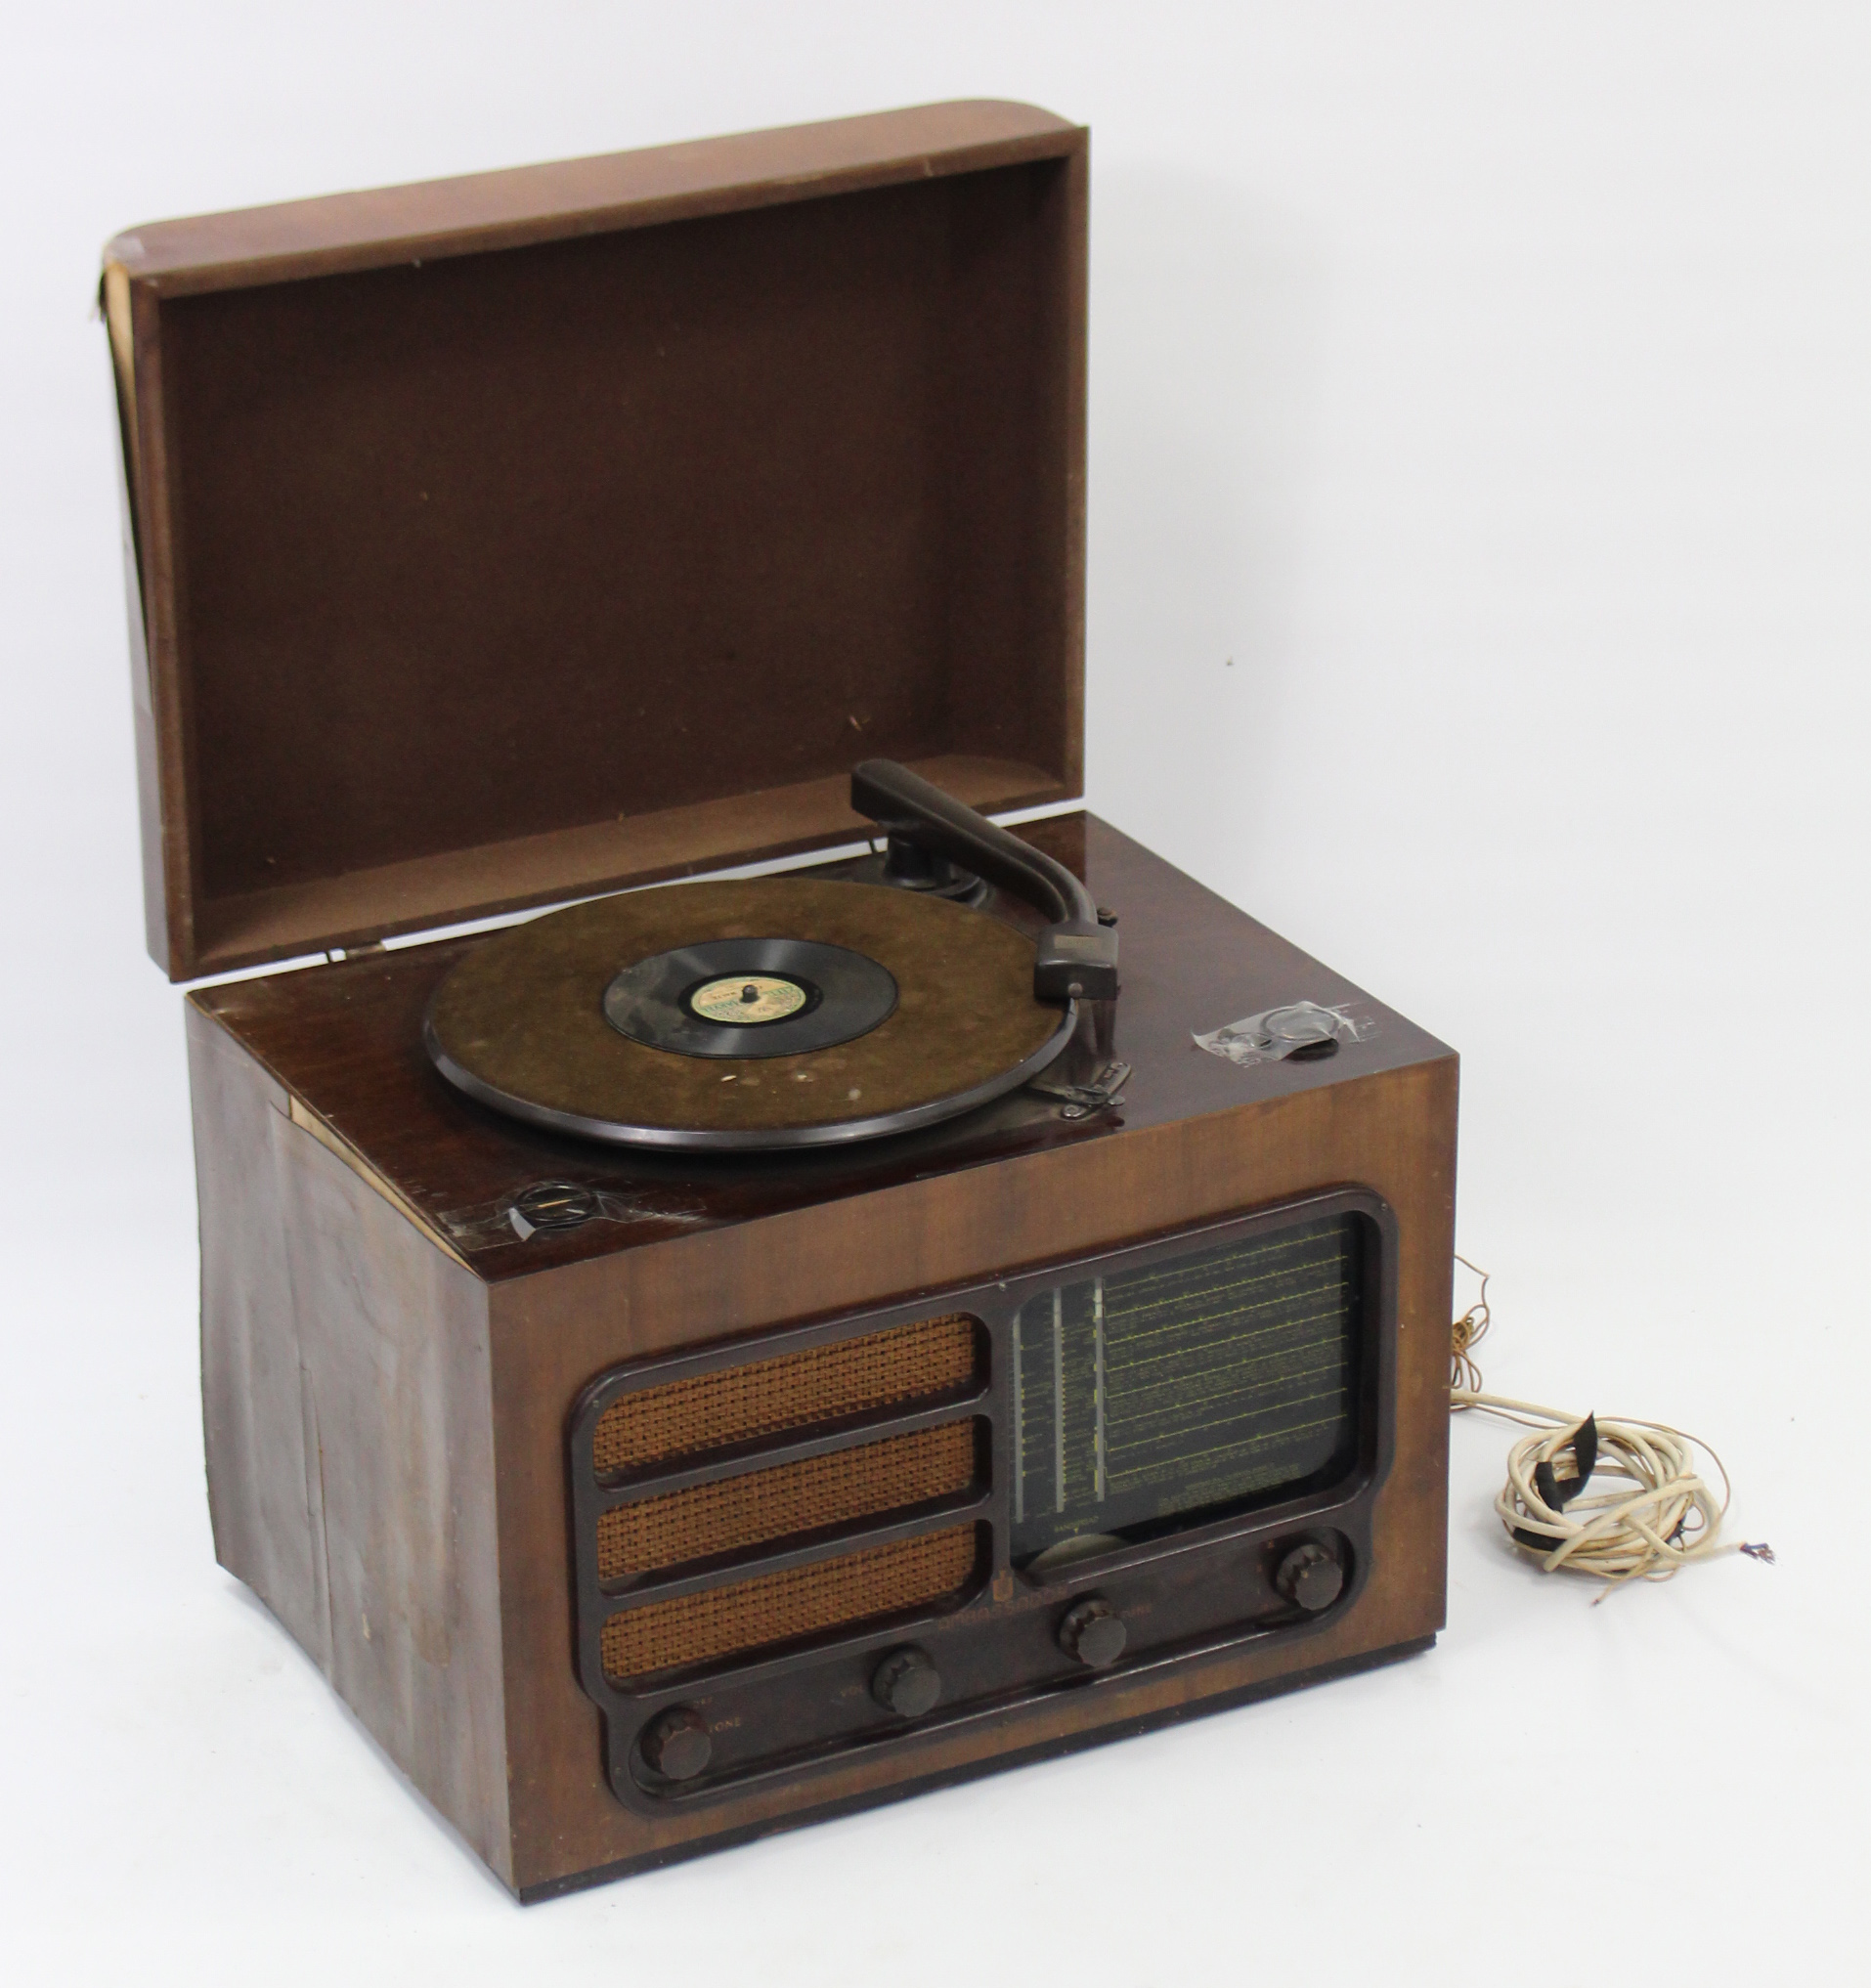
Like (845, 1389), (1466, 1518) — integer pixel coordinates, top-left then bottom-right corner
(4, 4), (1866, 1980)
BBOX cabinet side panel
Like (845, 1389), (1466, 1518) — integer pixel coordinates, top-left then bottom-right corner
(112, 353), (171, 972)
(1386, 1058), (1457, 1645)
(187, 1003), (326, 1658)
(270, 1116), (513, 1887)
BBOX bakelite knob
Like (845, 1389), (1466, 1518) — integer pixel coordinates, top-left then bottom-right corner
(871, 1646), (942, 1719)
(1277, 1541), (1345, 1613)
(640, 1705), (712, 1782)
(1058, 1597), (1127, 1669)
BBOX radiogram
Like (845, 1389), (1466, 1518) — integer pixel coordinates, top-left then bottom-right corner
(109, 104), (1456, 1899)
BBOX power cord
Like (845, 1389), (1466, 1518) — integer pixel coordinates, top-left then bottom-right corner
(1449, 1257), (1773, 1599)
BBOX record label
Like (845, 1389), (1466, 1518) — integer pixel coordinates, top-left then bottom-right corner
(687, 974), (811, 1024)
(604, 936), (890, 1059)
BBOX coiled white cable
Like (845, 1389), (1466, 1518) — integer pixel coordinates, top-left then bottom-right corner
(1450, 1259), (1772, 1597)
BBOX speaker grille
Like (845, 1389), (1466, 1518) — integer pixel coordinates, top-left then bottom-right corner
(590, 1314), (979, 1476)
(600, 1524), (979, 1682)
(596, 1420), (979, 1579)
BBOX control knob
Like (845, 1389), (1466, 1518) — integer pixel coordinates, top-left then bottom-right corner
(640, 1705), (712, 1782)
(1058, 1596), (1127, 1669)
(1276, 1540), (1345, 1613)
(871, 1646), (942, 1719)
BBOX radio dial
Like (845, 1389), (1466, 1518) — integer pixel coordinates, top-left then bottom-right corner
(640, 1705), (712, 1782)
(1059, 1597), (1127, 1668)
(1276, 1541), (1345, 1613)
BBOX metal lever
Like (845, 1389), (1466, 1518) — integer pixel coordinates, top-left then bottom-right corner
(1026, 1059), (1132, 1119)
(849, 760), (1119, 1003)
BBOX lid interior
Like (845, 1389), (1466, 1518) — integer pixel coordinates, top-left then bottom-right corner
(119, 112), (1085, 977)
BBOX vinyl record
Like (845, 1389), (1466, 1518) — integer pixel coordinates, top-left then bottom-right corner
(424, 876), (1074, 1150)
(602, 935), (898, 1059)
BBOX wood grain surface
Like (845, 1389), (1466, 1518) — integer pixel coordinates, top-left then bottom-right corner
(107, 102), (1081, 290)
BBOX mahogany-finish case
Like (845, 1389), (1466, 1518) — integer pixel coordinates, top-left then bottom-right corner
(107, 104), (1458, 1899)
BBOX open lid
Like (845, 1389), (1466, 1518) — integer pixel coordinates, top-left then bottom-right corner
(105, 101), (1088, 981)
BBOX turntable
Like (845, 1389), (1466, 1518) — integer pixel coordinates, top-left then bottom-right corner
(423, 759), (1117, 1150)
(105, 102), (1457, 1898)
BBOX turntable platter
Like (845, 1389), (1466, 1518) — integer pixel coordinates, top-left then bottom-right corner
(424, 875), (1075, 1150)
